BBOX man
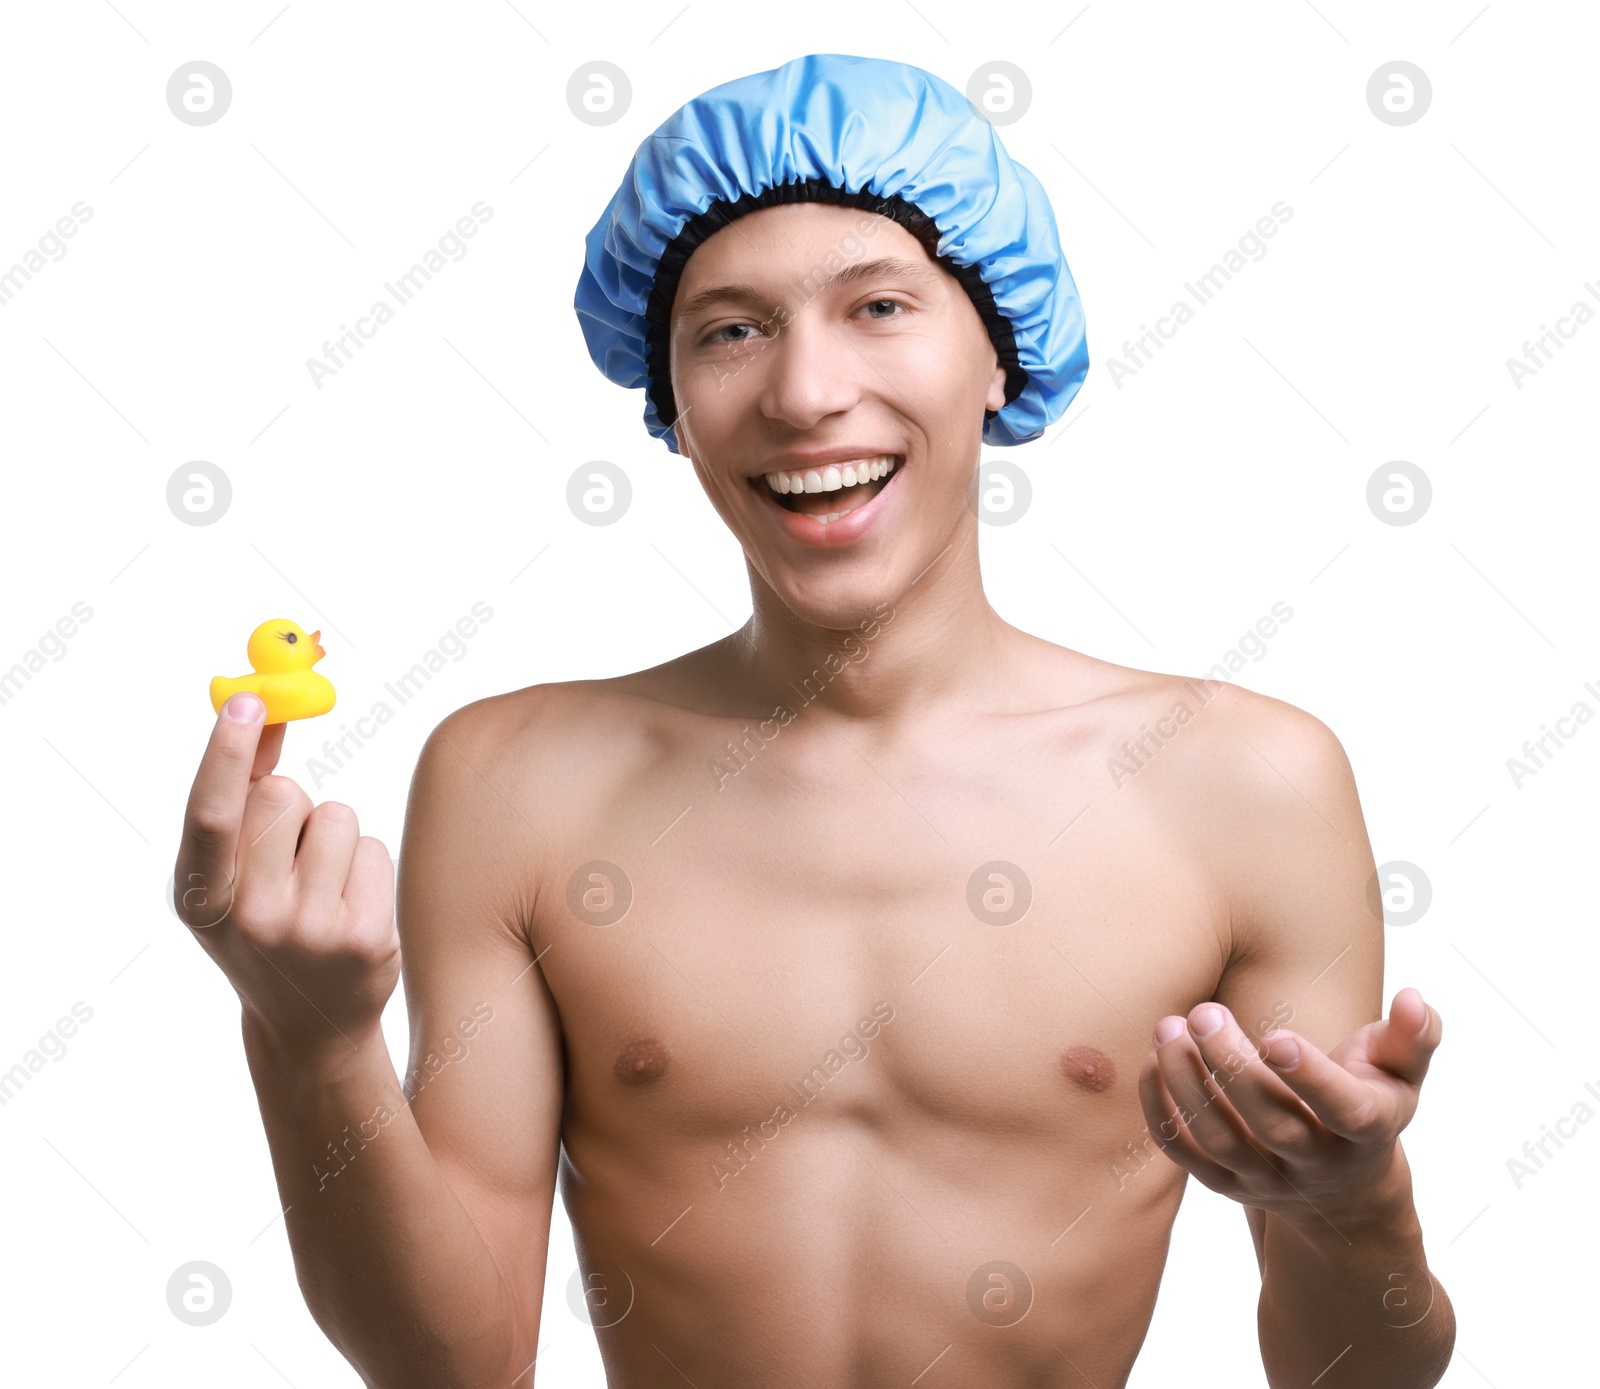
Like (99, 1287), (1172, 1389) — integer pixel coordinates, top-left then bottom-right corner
(175, 53), (1454, 1387)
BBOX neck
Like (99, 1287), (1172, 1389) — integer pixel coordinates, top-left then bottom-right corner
(726, 535), (1017, 728)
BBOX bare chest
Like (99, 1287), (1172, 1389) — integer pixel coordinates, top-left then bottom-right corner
(528, 718), (1231, 1167)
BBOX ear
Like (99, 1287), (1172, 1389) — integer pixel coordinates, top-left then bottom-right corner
(985, 363), (1007, 414)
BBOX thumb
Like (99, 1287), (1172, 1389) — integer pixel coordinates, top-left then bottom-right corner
(1370, 987), (1441, 1085)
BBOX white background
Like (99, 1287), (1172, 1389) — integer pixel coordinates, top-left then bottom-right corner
(0, 1), (1593, 1383)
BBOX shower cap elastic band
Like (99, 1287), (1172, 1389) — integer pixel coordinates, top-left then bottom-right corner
(573, 51), (1090, 454)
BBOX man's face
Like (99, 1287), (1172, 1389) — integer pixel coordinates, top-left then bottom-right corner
(667, 202), (1007, 625)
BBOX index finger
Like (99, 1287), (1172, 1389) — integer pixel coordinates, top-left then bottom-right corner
(175, 694), (284, 925)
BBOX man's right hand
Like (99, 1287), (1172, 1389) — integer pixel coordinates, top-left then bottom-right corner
(173, 691), (400, 1054)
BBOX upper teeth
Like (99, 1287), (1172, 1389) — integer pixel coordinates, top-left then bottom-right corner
(763, 455), (898, 494)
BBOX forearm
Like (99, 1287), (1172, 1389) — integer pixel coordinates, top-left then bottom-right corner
(1257, 1152), (1454, 1389)
(242, 1013), (528, 1388)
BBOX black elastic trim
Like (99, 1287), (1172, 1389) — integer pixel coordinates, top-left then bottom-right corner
(642, 176), (1027, 436)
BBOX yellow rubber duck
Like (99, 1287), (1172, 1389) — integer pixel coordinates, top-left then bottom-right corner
(209, 618), (336, 724)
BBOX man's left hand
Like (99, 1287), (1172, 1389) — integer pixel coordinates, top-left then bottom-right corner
(1137, 986), (1442, 1229)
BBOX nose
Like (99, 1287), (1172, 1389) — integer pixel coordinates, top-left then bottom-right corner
(757, 312), (862, 430)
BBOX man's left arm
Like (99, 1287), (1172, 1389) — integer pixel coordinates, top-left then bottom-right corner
(1139, 688), (1455, 1389)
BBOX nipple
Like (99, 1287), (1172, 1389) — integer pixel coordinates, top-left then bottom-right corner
(1059, 1044), (1116, 1095)
(614, 1037), (672, 1086)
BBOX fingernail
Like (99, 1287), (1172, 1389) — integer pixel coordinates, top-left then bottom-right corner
(1264, 1034), (1301, 1068)
(1190, 1004), (1226, 1038)
(226, 692), (264, 722)
(1153, 1016), (1186, 1047)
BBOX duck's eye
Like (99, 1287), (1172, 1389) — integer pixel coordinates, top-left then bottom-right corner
(284, 632), (297, 643)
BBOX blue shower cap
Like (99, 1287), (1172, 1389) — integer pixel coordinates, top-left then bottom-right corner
(573, 52), (1090, 454)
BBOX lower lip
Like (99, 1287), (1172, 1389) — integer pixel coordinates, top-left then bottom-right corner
(751, 461), (906, 548)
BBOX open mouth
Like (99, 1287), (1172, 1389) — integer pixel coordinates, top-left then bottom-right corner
(752, 455), (902, 524)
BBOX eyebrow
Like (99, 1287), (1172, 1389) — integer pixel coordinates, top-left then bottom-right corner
(672, 256), (942, 326)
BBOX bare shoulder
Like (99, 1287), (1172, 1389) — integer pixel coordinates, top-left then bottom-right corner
(1027, 634), (1353, 792)
(1034, 640), (1377, 968)
(1169, 676), (1361, 816)
(431, 675), (666, 807)
(1153, 673), (1352, 779)
(425, 647), (729, 852)
(437, 674), (657, 760)
(1018, 634), (1366, 852)
(450, 632), (735, 738)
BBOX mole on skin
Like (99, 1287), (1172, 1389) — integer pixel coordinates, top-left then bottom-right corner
(1059, 1044), (1116, 1094)
(614, 1037), (672, 1086)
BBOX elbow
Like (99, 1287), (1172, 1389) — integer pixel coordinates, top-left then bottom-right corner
(1418, 1279), (1458, 1389)
(1389, 1270), (1457, 1389)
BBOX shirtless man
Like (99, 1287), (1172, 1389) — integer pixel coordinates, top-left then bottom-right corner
(173, 54), (1454, 1389)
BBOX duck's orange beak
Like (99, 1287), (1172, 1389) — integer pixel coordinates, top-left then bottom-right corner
(310, 629), (325, 659)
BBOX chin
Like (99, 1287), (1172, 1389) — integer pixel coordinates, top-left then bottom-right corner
(762, 569), (899, 634)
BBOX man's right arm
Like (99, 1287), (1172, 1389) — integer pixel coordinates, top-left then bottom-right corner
(242, 701), (565, 1387)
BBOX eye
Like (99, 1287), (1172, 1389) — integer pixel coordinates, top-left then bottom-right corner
(704, 322), (762, 346)
(282, 631), (297, 644)
(858, 297), (909, 320)
(703, 297), (911, 346)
